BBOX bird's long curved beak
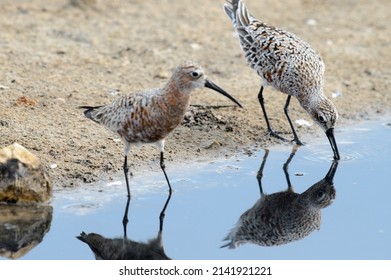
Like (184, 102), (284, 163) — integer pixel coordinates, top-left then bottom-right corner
(326, 128), (340, 160)
(204, 79), (243, 108)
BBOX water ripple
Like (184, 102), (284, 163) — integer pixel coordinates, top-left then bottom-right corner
(304, 150), (364, 163)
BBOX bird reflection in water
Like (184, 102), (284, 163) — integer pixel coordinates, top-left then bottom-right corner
(222, 146), (338, 248)
(77, 189), (172, 260)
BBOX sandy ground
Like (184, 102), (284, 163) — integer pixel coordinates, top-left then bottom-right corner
(1, 0), (390, 188)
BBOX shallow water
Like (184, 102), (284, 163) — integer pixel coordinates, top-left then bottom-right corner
(1, 117), (390, 260)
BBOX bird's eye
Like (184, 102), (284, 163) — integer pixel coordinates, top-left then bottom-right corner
(191, 71), (200, 78)
(317, 190), (325, 200)
(318, 115), (326, 123)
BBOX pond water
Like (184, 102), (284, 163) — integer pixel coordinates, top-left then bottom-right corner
(1, 117), (390, 260)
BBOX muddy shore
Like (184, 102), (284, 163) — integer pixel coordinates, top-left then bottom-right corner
(1, 0), (390, 188)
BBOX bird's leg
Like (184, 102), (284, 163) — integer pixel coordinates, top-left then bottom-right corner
(122, 143), (133, 197)
(257, 86), (289, 142)
(284, 95), (304, 146)
(283, 145), (298, 192)
(256, 149), (269, 196)
(157, 187), (173, 247)
(159, 185), (173, 233)
(122, 196), (131, 241)
(123, 155), (131, 198)
(160, 151), (173, 193)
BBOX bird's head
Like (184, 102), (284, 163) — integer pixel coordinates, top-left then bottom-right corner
(170, 61), (242, 108)
(309, 98), (340, 160)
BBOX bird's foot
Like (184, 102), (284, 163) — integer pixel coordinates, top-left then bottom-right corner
(266, 129), (290, 142)
(291, 138), (305, 146)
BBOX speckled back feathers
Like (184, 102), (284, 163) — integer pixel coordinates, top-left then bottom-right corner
(224, 0), (325, 96)
(224, 0), (339, 133)
(83, 62), (208, 145)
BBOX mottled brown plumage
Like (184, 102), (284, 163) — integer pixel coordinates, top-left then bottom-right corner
(81, 61), (242, 196)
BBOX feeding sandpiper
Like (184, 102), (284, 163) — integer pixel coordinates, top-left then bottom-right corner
(224, 0), (340, 159)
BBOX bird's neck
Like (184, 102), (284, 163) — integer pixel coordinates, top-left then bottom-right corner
(162, 80), (191, 120)
(298, 88), (325, 112)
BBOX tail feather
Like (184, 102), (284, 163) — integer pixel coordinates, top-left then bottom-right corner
(223, 2), (235, 24)
(76, 231), (88, 243)
(224, 0), (240, 26)
(224, 0), (256, 50)
(220, 234), (239, 249)
(220, 223), (241, 249)
(79, 105), (102, 123)
(237, 1), (251, 27)
(220, 238), (236, 249)
(224, 0), (252, 31)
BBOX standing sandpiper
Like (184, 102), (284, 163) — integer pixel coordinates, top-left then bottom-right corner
(224, 0), (340, 160)
(80, 61), (242, 197)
